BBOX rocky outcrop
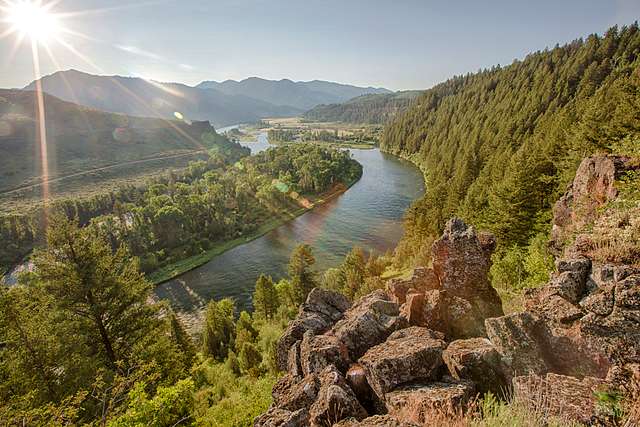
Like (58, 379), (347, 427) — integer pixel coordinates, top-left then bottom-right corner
(385, 381), (475, 424)
(258, 158), (640, 426)
(359, 327), (446, 400)
(330, 290), (406, 362)
(389, 218), (504, 340)
(551, 155), (639, 255)
(513, 373), (606, 425)
(277, 288), (351, 371)
(443, 337), (508, 396)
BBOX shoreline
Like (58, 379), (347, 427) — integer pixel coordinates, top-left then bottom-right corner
(148, 173), (362, 285)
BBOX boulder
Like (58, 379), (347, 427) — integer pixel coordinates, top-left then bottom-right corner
(485, 312), (549, 377)
(359, 327), (446, 400)
(271, 373), (320, 412)
(334, 415), (419, 427)
(330, 290), (405, 361)
(308, 365), (368, 426)
(580, 285), (615, 316)
(300, 331), (350, 375)
(513, 373), (606, 425)
(276, 288), (351, 370)
(431, 218), (504, 338)
(443, 337), (508, 396)
(548, 271), (587, 304)
(254, 408), (309, 427)
(385, 381), (475, 424)
(346, 364), (376, 412)
(400, 291), (425, 326)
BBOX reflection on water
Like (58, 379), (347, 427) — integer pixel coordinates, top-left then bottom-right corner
(155, 132), (425, 312)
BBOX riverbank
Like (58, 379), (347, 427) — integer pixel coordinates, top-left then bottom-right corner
(148, 173), (362, 285)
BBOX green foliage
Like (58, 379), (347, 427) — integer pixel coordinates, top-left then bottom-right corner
(0, 217), (188, 424)
(202, 298), (236, 361)
(288, 244), (318, 305)
(108, 379), (195, 427)
(304, 91), (422, 124)
(382, 24), (640, 269)
(252, 274), (280, 320)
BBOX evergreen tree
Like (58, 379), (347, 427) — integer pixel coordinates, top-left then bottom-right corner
(288, 244), (318, 305)
(202, 298), (236, 361)
(252, 274), (279, 320)
(33, 216), (161, 370)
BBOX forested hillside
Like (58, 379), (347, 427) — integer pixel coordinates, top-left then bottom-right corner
(303, 91), (421, 124)
(382, 24), (640, 281)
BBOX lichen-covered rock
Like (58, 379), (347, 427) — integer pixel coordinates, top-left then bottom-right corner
(431, 218), (504, 338)
(330, 290), (405, 361)
(443, 337), (508, 396)
(548, 271), (587, 304)
(334, 415), (419, 427)
(300, 331), (350, 375)
(287, 341), (303, 377)
(309, 365), (368, 426)
(513, 373), (606, 425)
(580, 286), (615, 316)
(271, 373), (320, 412)
(485, 312), (549, 377)
(385, 381), (475, 424)
(359, 327), (446, 400)
(400, 291), (425, 326)
(386, 268), (439, 305)
(277, 288), (351, 370)
(253, 407), (309, 427)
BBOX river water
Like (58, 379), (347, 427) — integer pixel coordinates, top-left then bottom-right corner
(154, 132), (424, 312)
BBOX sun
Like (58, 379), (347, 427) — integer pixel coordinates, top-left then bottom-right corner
(3, 0), (60, 43)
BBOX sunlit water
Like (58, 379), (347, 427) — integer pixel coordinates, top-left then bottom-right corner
(154, 132), (424, 312)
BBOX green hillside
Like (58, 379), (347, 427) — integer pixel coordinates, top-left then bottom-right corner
(381, 25), (640, 266)
(303, 90), (421, 124)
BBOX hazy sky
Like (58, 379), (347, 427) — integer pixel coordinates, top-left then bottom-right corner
(1, 0), (639, 91)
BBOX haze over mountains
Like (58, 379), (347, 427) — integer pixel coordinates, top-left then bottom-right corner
(197, 77), (390, 110)
(24, 70), (392, 127)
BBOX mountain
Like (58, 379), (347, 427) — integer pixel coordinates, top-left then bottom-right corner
(0, 88), (246, 198)
(24, 70), (303, 127)
(381, 24), (640, 267)
(303, 90), (422, 124)
(197, 77), (391, 110)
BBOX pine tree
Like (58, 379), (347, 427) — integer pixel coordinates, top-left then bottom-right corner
(288, 244), (318, 305)
(202, 298), (236, 361)
(252, 274), (279, 320)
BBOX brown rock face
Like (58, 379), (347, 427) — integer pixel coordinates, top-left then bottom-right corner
(485, 312), (550, 377)
(386, 267), (440, 305)
(385, 381), (475, 424)
(271, 373), (320, 412)
(334, 415), (419, 427)
(300, 331), (350, 375)
(359, 327), (446, 400)
(308, 365), (368, 426)
(277, 288), (351, 370)
(513, 373), (606, 425)
(253, 407), (309, 427)
(443, 338), (508, 396)
(330, 290), (405, 361)
(431, 218), (504, 338)
(551, 155), (638, 254)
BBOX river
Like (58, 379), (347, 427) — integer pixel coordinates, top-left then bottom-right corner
(154, 132), (424, 312)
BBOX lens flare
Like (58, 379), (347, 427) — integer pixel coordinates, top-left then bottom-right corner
(4, 1), (60, 42)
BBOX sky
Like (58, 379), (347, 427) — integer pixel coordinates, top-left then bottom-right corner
(1, 0), (639, 91)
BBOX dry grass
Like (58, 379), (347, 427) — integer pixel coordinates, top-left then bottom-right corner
(577, 206), (640, 266)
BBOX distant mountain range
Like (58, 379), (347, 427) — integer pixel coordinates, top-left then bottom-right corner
(24, 70), (391, 127)
(303, 90), (422, 124)
(197, 77), (391, 110)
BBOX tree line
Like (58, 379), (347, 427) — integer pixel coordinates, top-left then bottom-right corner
(381, 24), (640, 290)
